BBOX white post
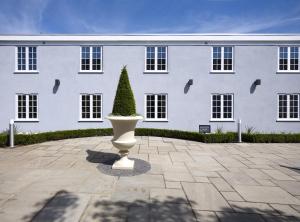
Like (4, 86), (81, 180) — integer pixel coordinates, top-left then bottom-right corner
(9, 119), (14, 148)
(238, 119), (242, 143)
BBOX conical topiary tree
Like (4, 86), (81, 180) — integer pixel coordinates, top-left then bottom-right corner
(112, 66), (136, 116)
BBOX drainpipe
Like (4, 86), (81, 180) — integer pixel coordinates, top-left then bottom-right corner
(9, 119), (14, 148)
(238, 119), (242, 143)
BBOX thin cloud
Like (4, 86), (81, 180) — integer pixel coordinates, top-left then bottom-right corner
(0, 0), (48, 34)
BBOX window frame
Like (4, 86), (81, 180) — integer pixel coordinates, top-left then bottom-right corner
(277, 93), (300, 121)
(210, 46), (235, 73)
(15, 46), (38, 73)
(79, 93), (103, 122)
(144, 46), (168, 73)
(210, 93), (234, 122)
(15, 94), (39, 122)
(144, 93), (168, 121)
(79, 46), (103, 73)
(277, 46), (300, 73)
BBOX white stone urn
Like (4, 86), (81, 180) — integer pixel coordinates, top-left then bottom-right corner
(106, 115), (143, 169)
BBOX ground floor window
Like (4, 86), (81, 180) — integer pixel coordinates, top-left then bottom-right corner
(278, 94), (299, 120)
(211, 94), (233, 120)
(145, 94), (168, 121)
(80, 94), (102, 121)
(16, 94), (38, 120)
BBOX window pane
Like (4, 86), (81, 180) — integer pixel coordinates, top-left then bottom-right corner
(81, 47), (90, 70)
(92, 94), (101, 119)
(157, 47), (167, 71)
(290, 47), (299, 71)
(278, 94), (288, 119)
(92, 47), (101, 70)
(223, 94), (233, 119)
(213, 47), (221, 70)
(17, 47), (26, 70)
(29, 47), (37, 70)
(17, 95), (27, 119)
(28, 94), (37, 119)
(289, 94), (299, 119)
(212, 95), (221, 119)
(81, 94), (90, 118)
(279, 47), (288, 70)
(146, 47), (155, 71)
(146, 95), (155, 119)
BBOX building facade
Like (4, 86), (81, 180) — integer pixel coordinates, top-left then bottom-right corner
(0, 34), (299, 133)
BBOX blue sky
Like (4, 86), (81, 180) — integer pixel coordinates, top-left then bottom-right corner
(0, 0), (300, 34)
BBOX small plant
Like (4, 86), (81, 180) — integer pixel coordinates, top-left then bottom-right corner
(0, 125), (19, 135)
(245, 125), (255, 134)
(215, 126), (223, 134)
(111, 66), (137, 116)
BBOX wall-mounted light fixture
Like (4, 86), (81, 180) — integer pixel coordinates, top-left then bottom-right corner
(254, 79), (261, 85)
(184, 79), (194, 94)
(53, 79), (60, 94)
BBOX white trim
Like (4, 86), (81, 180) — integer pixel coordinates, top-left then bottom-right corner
(2, 34), (300, 42)
(79, 93), (103, 121)
(277, 93), (300, 121)
(144, 93), (168, 121)
(211, 46), (234, 72)
(144, 46), (168, 72)
(211, 93), (234, 121)
(15, 93), (39, 121)
(79, 46), (103, 72)
(277, 46), (300, 72)
(15, 46), (38, 72)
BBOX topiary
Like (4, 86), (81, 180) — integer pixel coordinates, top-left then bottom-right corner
(111, 66), (137, 116)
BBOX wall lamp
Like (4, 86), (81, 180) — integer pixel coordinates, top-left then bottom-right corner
(254, 79), (261, 86)
(53, 79), (60, 94)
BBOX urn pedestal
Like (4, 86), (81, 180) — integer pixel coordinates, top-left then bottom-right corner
(106, 116), (143, 169)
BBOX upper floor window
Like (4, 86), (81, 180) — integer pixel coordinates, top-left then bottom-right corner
(212, 47), (233, 72)
(278, 94), (299, 121)
(278, 47), (299, 72)
(145, 46), (167, 72)
(80, 94), (102, 121)
(16, 94), (38, 121)
(211, 94), (234, 121)
(80, 46), (102, 72)
(16, 46), (37, 71)
(145, 94), (168, 121)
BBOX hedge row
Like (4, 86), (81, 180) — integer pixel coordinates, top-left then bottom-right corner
(1, 128), (300, 147)
(0, 128), (113, 147)
(242, 133), (300, 143)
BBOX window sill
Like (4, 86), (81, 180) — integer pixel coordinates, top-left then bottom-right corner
(78, 71), (103, 74)
(14, 71), (39, 74)
(14, 119), (39, 122)
(210, 71), (235, 74)
(144, 71), (169, 74)
(144, 119), (168, 122)
(276, 119), (300, 122)
(276, 71), (300, 74)
(78, 119), (103, 122)
(209, 119), (235, 122)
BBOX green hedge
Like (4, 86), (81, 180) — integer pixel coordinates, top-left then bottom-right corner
(1, 128), (299, 147)
(242, 133), (300, 143)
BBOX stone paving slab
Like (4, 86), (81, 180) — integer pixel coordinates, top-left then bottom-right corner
(0, 137), (300, 222)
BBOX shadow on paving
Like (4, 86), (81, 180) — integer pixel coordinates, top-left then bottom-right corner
(86, 150), (120, 165)
(23, 190), (79, 222)
(91, 197), (300, 222)
(22, 191), (300, 222)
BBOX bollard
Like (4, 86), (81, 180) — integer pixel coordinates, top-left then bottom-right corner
(238, 119), (242, 143)
(9, 119), (14, 148)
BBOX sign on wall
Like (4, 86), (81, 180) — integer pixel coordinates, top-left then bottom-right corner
(199, 125), (211, 134)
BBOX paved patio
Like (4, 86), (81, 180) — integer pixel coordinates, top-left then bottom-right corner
(0, 136), (300, 222)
